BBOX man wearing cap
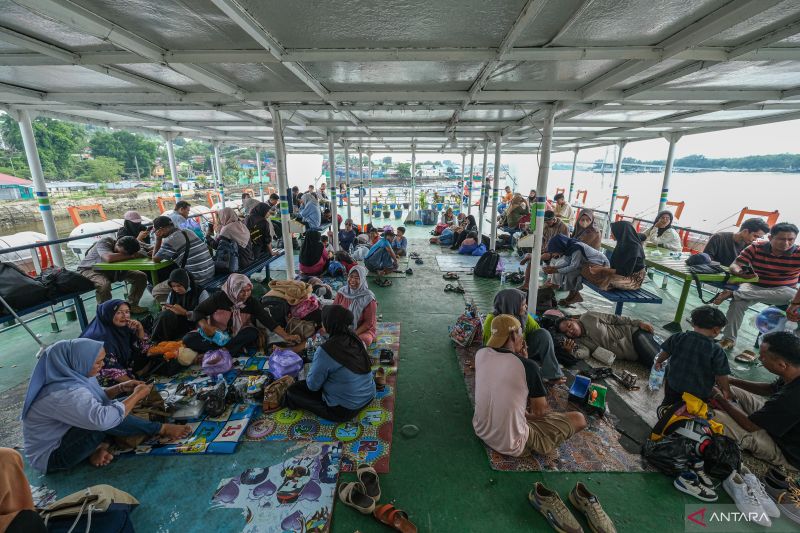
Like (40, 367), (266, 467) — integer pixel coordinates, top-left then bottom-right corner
(473, 314), (586, 457)
(77, 235), (149, 312)
(517, 211), (569, 291)
(150, 216), (215, 303)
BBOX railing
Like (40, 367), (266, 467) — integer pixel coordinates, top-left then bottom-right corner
(614, 213), (713, 253)
(66, 204), (107, 226)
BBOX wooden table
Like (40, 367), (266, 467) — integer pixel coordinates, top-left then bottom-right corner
(601, 239), (756, 331)
(94, 257), (174, 285)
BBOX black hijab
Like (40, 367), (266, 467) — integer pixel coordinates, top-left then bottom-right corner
(167, 268), (203, 309)
(299, 230), (324, 266)
(610, 221), (646, 276)
(246, 202), (270, 223)
(465, 215), (477, 230)
(320, 305), (372, 374)
(654, 210), (674, 237)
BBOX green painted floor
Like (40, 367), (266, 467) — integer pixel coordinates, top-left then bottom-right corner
(1, 225), (793, 532)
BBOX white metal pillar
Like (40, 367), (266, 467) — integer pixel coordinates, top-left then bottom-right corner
(15, 109), (64, 266)
(343, 141), (351, 221)
(164, 132), (181, 201)
(467, 148), (475, 217)
(327, 133), (340, 250)
(268, 105), (295, 279)
(527, 106), (557, 312)
(459, 151), (466, 215)
(213, 142), (225, 208)
(489, 132), (502, 251)
(659, 133), (682, 214)
(367, 151), (373, 225)
(477, 140), (489, 239)
(406, 143), (417, 223)
(567, 146), (579, 203)
(255, 147), (264, 202)
(606, 140), (628, 237)
(358, 147), (365, 228)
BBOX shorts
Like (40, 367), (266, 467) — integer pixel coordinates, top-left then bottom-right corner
(523, 412), (575, 455)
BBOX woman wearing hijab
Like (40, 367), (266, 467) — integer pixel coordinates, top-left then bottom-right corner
(282, 305), (376, 421)
(214, 207), (254, 269)
(21, 339), (191, 473)
(299, 230), (329, 276)
(571, 209), (601, 250)
(482, 289), (565, 383)
(643, 210), (682, 251)
(334, 265), (378, 346)
(0, 448), (46, 533)
(183, 273), (301, 356)
(364, 229), (398, 284)
(242, 197), (260, 217)
(451, 214), (478, 250)
(79, 300), (148, 386)
(442, 207), (455, 225)
(244, 201), (275, 258)
(150, 269), (210, 343)
(116, 210), (150, 245)
(543, 234), (612, 306)
(608, 220), (647, 290)
(299, 192), (322, 230)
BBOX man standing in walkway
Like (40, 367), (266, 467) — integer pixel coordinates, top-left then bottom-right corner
(703, 217), (770, 267)
(716, 222), (800, 351)
(150, 216), (215, 303)
(77, 235), (148, 313)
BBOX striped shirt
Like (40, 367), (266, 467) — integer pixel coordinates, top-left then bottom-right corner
(155, 229), (215, 285)
(736, 243), (800, 288)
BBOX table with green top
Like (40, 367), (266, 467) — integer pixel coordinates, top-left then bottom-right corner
(93, 257), (174, 285)
(601, 239), (756, 332)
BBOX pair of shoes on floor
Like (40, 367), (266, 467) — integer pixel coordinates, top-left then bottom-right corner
(722, 467), (780, 527)
(673, 461), (718, 502)
(443, 284), (465, 294)
(339, 464), (417, 532)
(528, 482), (616, 533)
(763, 467), (800, 524)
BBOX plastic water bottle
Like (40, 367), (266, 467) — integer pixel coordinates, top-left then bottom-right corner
(500, 271), (508, 285)
(648, 363), (666, 391)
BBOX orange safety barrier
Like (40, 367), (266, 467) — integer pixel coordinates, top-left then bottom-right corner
(666, 200), (685, 220)
(206, 191), (222, 208)
(156, 196), (177, 214)
(735, 208), (780, 228)
(616, 195), (630, 212)
(575, 190), (588, 204)
(67, 204), (107, 226)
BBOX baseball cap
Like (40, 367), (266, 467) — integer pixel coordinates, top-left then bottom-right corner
(123, 210), (142, 223)
(152, 216), (174, 230)
(686, 252), (719, 267)
(486, 314), (522, 349)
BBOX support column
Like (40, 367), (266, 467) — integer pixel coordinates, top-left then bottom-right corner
(406, 143), (418, 224)
(367, 151), (373, 225)
(477, 140), (489, 239)
(164, 132), (181, 201)
(213, 142), (225, 208)
(467, 148), (475, 217)
(458, 151), (466, 215)
(358, 147), (365, 228)
(659, 133), (681, 214)
(567, 146), (579, 203)
(527, 106), (557, 312)
(327, 133), (339, 250)
(606, 140), (627, 237)
(15, 109), (64, 266)
(255, 147), (264, 202)
(489, 132), (502, 251)
(268, 105), (295, 279)
(343, 141), (352, 221)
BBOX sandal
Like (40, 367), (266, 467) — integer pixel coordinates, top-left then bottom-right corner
(262, 375), (295, 413)
(357, 464), (381, 501)
(444, 284), (465, 294)
(735, 350), (758, 364)
(443, 272), (459, 280)
(375, 278), (393, 287)
(338, 481), (376, 514)
(374, 367), (386, 391)
(415, 258), (423, 265)
(373, 503), (417, 533)
(405, 268), (413, 275)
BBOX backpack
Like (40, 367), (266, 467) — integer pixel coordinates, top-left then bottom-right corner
(0, 261), (51, 311)
(261, 295), (290, 328)
(214, 237), (239, 274)
(536, 287), (557, 314)
(474, 250), (500, 278)
(39, 267), (95, 298)
(327, 260), (345, 277)
(290, 295), (320, 319)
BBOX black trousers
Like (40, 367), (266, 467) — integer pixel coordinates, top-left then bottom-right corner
(271, 220), (283, 239)
(632, 329), (661, 368)
(182, 326), (259, 356)
(150, 310), (194, 344)
(6, 510), (46, 533)
(283, 380), (366, 422)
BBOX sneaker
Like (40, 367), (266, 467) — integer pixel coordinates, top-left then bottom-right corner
(764, 476), (800, 525)
(688, 461), (715, 490)
(568, 482), (616, 533)
(765, 467), (800, 492)
(740, 466), (780, 518)
(723, 471), (771, 527)
(674, 472), (718, 502)
(528, 482), (584, 533)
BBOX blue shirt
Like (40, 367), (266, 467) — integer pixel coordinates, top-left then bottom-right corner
(300, 202), (322, 230)
(366, 237), (391, 259)
(338, 229), (357, 251)
(306, 346), (376, 409)
(392, 236), (407, 251)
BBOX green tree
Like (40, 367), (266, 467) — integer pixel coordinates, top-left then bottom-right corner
(396, 162), (411, 178)
(0, 115), (86, 178)
(89, 130), (159, 177)
(76, 156), (125, 182)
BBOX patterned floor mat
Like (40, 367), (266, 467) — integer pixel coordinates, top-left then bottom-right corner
(244, 323), (400, 473)
(456, 345), (651, 472)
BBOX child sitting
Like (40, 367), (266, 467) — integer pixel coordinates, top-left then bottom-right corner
(654, 306), (731, 406)
(392, 226), (408, 256)
(320, 234), (334, 257)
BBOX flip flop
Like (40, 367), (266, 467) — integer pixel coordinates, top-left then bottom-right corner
(356, 464), (382, 501)
(444, 284), (465, 294)
(415, 258), (424, 265)
(338, 481), (376, 514)
(405, 268), (413, 275)
(443, 272), (459, 280)
(373, 504), (417, 533)
(735, 350), (758, 364)
(262, 375), (295, 413)
(374, 367), (386, 391)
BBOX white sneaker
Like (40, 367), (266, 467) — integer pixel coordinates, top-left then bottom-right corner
(723, 471), (772, 527)
(741, 466), (781, 518)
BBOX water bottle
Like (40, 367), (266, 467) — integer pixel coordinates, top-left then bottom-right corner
(648, 363), (666, 391)
(500, 271), (508, 285)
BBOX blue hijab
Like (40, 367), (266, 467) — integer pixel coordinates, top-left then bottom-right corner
(546, 234), (586, 258)
(21, 339), (106, 419)
(80, 299), (136, 365)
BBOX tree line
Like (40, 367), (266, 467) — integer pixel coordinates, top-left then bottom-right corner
(622, 153), (800, 171)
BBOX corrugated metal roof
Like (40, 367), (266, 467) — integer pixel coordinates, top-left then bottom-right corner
(0, 173), (32, 186)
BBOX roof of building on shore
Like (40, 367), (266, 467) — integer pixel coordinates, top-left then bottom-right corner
(0, 173), (33, 186)
(1, 0), (799, 155)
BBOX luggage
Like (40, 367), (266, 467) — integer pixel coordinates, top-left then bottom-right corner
(470, 243), (487, 257)
(261, 295), (290, 328)
(40, 267), (95, 297)
(0, 261), (50, 311)
(473, 250), (500, 278)
(213, 237), (239, 274)
(434, 223), (449, 235)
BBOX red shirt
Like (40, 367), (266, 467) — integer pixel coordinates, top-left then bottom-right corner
(736, 243), (800, 288)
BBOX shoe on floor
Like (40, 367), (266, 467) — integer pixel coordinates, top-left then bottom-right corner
(764, 476), (800, 525)
(688, 460), (715, 490)
(568, 482), (616, 533)
(674, 472), (718, 502)
(528, 482), (584, 533)
(717, 338), (735, 351)
(723, 471), (771, 527)
(765, 467), (799, 492)
(740, 466), (780, 518)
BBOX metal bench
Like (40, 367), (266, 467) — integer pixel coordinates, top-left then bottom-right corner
(583, 281), (663, 315)
(202, 251), (286, 291)
(0, 292), (90, 330)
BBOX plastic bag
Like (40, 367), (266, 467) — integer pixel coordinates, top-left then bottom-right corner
(202, 349), (233, 377)
(269, 348), (304, 379)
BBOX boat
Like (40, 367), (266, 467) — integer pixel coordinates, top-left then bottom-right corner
(0, 231), (51, 273)
(67, 218), (152, 260)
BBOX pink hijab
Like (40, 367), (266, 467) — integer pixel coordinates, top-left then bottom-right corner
(217, 207), (251, 248)
(221, 273), (252, 335)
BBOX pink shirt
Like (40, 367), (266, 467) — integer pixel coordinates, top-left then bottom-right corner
(333, 293), (377, 345)
(299, 250), (327, 276)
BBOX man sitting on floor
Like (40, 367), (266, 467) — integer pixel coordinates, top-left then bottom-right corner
(473, 314), (586, 457)
(711, 331), (800, 471)
(703, 217), (769, 267)
(714, 222), (800, 351)
(77, 235), (148, 312)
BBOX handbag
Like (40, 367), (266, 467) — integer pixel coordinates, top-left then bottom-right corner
(286, 317), (316, 339)
(290, 295), (320, 319)
(449, 310), (482, 347)
(41, 485), (138, 533)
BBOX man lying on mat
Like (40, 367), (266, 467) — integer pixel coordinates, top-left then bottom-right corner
(473, 314), (586, 456)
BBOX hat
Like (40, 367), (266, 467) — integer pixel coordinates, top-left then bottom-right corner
(123, 210), (142, 223)
(152, 216), (174, 230)
(544, 210), (556, 220)
(486, 314), (522, 349)
(686, 252), (719, 267)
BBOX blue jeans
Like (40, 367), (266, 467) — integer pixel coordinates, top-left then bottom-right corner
(46, 415), (161, 473)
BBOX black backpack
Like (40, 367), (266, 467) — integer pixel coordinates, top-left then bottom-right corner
(0, 261), (51, 311)
(214, 237), (239, 274)
(39, 267), (95, 298)
(474, 250), (500, 278)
